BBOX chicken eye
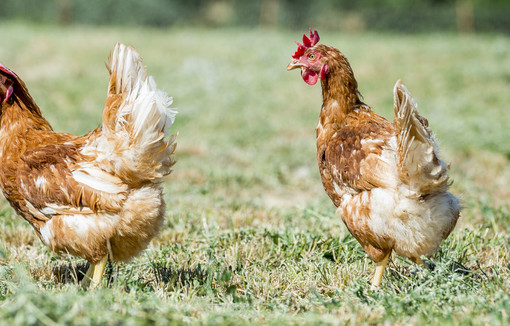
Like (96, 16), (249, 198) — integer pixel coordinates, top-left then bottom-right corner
(308, 53), (317, 60)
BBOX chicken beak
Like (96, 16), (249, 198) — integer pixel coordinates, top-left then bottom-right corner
(287, 59), (301, 71)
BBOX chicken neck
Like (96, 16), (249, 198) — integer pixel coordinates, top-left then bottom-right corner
(316, 57), (364, 144)
(0, 76), (52, 130)
(0, 88), (54, 166)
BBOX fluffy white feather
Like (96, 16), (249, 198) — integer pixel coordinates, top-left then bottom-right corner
(91, 43), (178, 182)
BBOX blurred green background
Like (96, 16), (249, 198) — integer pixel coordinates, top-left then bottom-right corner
(1, 0), (509, 34)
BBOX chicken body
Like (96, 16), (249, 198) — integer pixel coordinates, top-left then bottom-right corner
(0, 44), (177, 286)
(288, 32), (460, 286)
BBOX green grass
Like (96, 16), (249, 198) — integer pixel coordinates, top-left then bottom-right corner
(0, 22), (509, 325)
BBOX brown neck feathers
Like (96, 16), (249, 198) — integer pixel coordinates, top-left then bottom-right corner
(0, 78), (51, 131)
(316, 45), (363, 118)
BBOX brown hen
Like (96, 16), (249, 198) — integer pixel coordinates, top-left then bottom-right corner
(287, 30), (460, 287)
(0, 44), (177, 287)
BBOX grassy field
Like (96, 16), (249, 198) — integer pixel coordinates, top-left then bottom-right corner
(0, 23), (509, 325)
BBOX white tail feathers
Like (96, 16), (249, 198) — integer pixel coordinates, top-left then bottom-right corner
(108, 43), (177, 137)
(393, 80), (450, 195)
(96, 43), (177, 184)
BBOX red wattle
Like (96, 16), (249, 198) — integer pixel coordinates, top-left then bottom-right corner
(301, 68), (319, 85)
(5, 86), (13, 102)
(320, 64), (329, 80)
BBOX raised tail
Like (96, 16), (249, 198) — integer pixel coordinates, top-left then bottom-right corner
(393, 80), (450, 195)
(94, 43), (177, 184)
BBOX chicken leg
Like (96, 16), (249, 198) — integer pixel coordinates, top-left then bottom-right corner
(82, 255), (108, 289)
(371, 251), (391, 289)
(411, 257), (424, 266)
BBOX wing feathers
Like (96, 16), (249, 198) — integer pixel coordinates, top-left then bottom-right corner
(71, 166), (128, 194)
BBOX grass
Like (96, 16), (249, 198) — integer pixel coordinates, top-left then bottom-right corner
(0, 22), (509, 325)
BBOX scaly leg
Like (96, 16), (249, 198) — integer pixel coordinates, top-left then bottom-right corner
(371, 251), (391, 289)
(81, 264), (95, 288)
(81, 255), (108, 289)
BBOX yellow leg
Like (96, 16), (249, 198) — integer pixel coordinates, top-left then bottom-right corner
(371, 251), (391, 289)
(91, 255), (108, 288)
(81, 255), (108, 289)
(412, 257), (424, 266)
(81, 264), (95, 288)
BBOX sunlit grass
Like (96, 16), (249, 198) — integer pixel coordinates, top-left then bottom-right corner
(0, 22), (509, 324)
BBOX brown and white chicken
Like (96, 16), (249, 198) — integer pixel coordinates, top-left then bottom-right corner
(0, 43), (177, 287)
(287, 30), (460, 287)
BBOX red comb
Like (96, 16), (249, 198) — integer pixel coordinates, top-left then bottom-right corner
(292, 29), (320, 59)
(0, 64), (17, 78)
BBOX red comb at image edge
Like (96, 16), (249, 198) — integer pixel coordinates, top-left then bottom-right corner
(0, 64), (16, 102)
(0, 64), (16, 78)
(292, 29), (320, 59)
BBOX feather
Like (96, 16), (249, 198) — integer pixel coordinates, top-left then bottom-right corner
(96, 43), (177, 184)
(393, 80), (450, 194)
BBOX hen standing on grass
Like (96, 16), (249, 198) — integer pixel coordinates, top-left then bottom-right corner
(287, 30), (460, 287)
(0, 43), (177, 288)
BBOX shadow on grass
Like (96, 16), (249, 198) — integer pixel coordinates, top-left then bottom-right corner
(51, 261), (117, 286)
(386, 257), (492, 292)
(52, 262), (89, 284)
(50, 260), (211, 291)
(150, 262), (209, 287)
